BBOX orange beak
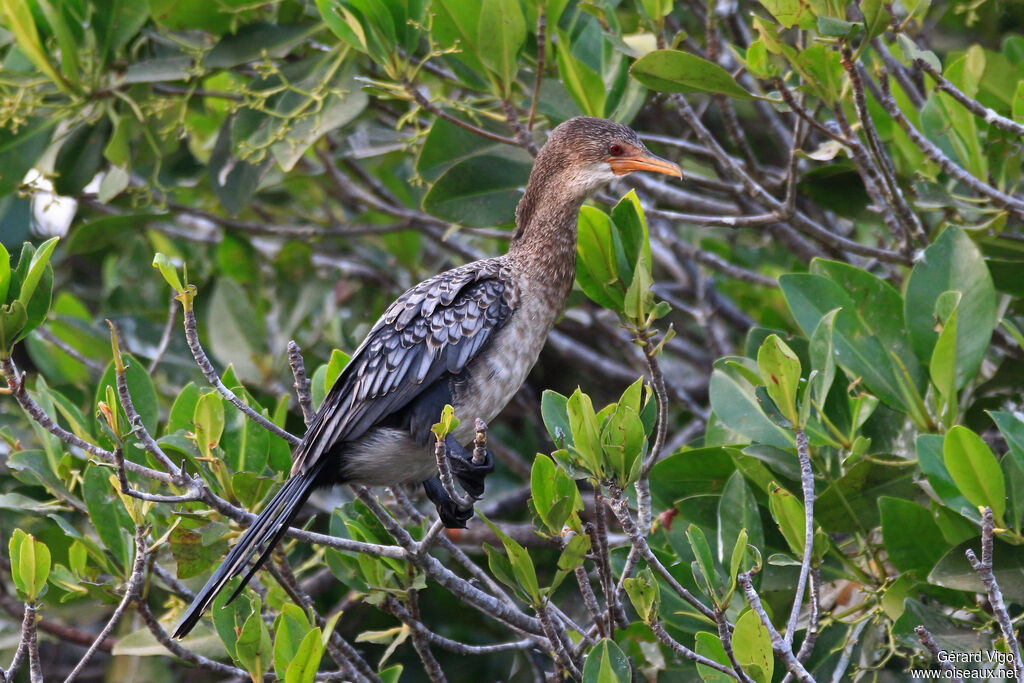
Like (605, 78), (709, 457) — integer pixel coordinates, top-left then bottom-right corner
(608, 151), (682, 178)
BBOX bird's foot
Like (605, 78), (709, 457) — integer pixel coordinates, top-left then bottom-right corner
(445, 434), (494, 499)
(423, 476), (474, 528)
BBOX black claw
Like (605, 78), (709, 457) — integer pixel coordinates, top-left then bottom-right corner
(445, 435), (494, 499)
(422, 476), (474, 529)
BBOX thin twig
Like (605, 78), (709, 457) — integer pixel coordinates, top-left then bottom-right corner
(913, 57), (1024, 136)
(137, 601), (246, 677)
(181, 307), (300, 445)
(148, 294), (178, 373)
(670, 93), (911, 264)
(650, 621), (740, 679)
(403, 80), (520, 146)
(287, 340), (316, 426)
(875, 69), (1024, 217)
(434, 434), (475, 509)
(63, 526), (148, 683)
(607, 493), (717, 623)
(785, 429), (815, 648)
(34, 328), (105, 372)
(406, 590), (447, 683)
(384, 597), (534, 655)
(738, 572), (814, 683)
(717, 608), (756, 683)
(965, 507), (1024, 679)
(537, 603), (582, 680)
(25, 601), (41, 683)
(914, 625), (964, 681)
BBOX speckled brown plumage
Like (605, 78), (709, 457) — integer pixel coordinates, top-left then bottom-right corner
(172, 116), (681, 638)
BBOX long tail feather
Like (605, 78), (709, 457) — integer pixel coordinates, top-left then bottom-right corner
(172, 461), (325, 638)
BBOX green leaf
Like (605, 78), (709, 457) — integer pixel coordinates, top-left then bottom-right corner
(879, 496), (949, 575)
(556, 33), (606, 117)
(929, 291), (961, 414)
(860, 0), (892, 39)
(541, 389), (573, 449)
(780, 269), (922, 414)
(990, 411), (1024, 473)
(630, 50), (754, 99)
(758, 0), (816, 29)
(325, 349), (350, 391)
(686, 524), (719, 601)
(757, 334), (801, 425)
(904, 227), (996, 388)
(709, 360), (793, 449)
(82, 465), (132, 572)
(422, 152), (533, 227)
(717, 470), (764, 566)
(623, 568), (660, 622)
(0, 242), (9, 305)
(556, 532), (591, 573)
(236, 600), (273, 681)
(477, 0), (526, 97)
(284, 627), (325, 683)
(480, 514), (540, 604)
(943, 425), (1006, 523)
(152, 253), (185, 294)
(530, 453), (581, 534)
(194, 391), (226, 459)
(430, 403), (460, 441)
(15, 236), (58, 312)
(694, 632), (732, 682)
(576, 206), (624, 311)
(0, 300), (27, 358)
(169, 526), (228, 580)
(10, 530), (50, 600)
(768, 483), (806, 557)
(929, 539), (1024, 603)
(566, 388), (604, 477)
(733, 610), (773, 683)
(273, 604), (313, 680)
(622, 255), (653, 323)
(0, 0), (71, 92)
(430, 0), (487, 76)
(581, 638), (631, 683)
(54, 119), (112, 196)
(206, 277), (268, 383)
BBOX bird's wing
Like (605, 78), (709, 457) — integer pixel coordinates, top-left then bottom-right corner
(291, 259), (515, 475)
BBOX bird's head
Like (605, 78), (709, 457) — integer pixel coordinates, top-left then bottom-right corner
(536, 116), (682, 198)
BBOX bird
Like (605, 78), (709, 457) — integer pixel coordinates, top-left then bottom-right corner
(172, 116), (682, 638)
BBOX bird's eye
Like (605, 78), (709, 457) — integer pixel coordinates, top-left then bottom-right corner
(609, 143), (624, 156)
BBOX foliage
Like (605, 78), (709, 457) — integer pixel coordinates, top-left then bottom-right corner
(0, 0), (1023, 681)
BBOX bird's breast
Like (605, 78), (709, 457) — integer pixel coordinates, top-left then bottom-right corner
(450, 288), (559, 441)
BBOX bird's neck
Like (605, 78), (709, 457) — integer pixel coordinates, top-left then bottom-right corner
(506, 179), (584, 303)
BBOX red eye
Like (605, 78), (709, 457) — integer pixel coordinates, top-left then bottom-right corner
(609, 143), (624, 156)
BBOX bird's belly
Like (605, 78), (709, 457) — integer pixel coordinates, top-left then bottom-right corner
(338, 427), (437, 486)
(451, 293), (555, 442)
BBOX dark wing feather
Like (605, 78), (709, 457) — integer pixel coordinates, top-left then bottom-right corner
(291, 260), (514, 475)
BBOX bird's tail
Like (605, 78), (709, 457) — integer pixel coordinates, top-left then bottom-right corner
(172, 460), (326, 639)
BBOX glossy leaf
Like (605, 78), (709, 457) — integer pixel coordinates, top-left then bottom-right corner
(733, 610), (773, 683)
(631, 50), (754, 99)
(878, 496), (948, 575)
(904, 227), (996, 388)
(943, 425), (1006, 523)
(477, 0), (526, 96)
(422, 153), (533, 227)
(581, 638), (631, 683)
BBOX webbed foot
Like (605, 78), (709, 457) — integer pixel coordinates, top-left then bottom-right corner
(423, 476), (473, 529)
